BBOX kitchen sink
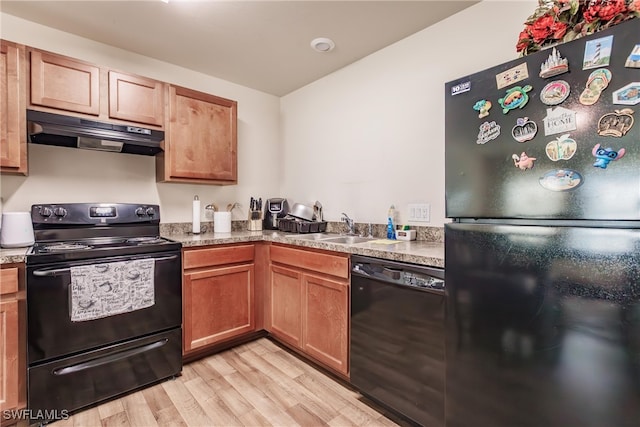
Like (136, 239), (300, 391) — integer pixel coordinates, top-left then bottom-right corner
(285, 233), (339, 240)
(320, 236), (376, 244)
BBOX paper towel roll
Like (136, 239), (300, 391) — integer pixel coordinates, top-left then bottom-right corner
(192, 196), (200, 234)
(214, 211), (232, 233)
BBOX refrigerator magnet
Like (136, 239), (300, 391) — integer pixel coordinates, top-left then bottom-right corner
(498, 85), (533, 114)
(579, 68), (612, 105)
(476, 121), (501, 144)
(597, 109), (635, 138)
(583, 35), (613, 70)
(512, 152), (536, 170)
(612, 83), (640, 106)
(543, 106), (577, 136)
(473, 100), (492, 118)
(496, 63), (529, 89)
(626, 45), (640, 68)
(539, 169), (583, 191)
(512, 117), (537, 142)
(540, 80), (570, 106)
(545, 134), (577, 161)
(539, 47), (569, 78)
(592, 144), (626, 169)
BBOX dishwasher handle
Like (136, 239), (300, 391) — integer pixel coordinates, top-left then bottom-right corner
(352, 261), (445, 293)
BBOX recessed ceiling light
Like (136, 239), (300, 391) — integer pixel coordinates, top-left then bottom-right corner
(310, 37), (335, 53)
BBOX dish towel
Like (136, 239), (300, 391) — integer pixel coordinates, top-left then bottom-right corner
(70, 258), (155, 322)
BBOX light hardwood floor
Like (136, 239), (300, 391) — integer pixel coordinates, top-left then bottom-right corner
(51, 338), (405, 427)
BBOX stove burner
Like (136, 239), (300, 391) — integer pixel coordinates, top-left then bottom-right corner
(126, 237), (165, 245)
(42, 243), (92, 252)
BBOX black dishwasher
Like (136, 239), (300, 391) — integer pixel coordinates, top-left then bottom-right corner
(350, 255), (445, 427)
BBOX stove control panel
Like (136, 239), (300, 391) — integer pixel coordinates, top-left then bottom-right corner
(31, 203), (161, 225)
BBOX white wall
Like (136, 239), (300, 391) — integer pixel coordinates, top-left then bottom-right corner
(0, 13), (281, 223)
(1, 1), (539, 226)
(280, 0), (537, 227)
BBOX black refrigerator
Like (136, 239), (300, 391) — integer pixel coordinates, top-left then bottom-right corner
(444, 19), (640, 427)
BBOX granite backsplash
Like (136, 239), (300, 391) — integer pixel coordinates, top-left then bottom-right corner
(160, 221), (444, 243)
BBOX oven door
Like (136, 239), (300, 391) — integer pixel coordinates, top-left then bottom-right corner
(27, 250), (182, 365)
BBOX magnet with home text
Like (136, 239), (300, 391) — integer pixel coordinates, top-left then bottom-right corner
(476, 121), (501, 144)
(473, 100), (492, 118)
(612, 83), (640, 106)
(511, 117), (537, 143)
(625, 44), (640, 68)
(512, 152), (536, 170)
(592, 144), (626, 169)
(545, 134), (577, 161)
(540, 80), (570, 106)
(543, 106), (577, 136)
(498, 85), (532, 114)
(539, 169), (583, 191)
(597, 109), (634, 137)
(539, 47), (569, 78)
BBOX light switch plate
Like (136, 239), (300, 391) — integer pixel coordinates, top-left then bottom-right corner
(408, 203), (430, 222)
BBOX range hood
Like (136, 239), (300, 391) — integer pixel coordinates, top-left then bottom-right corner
(27, 110), (164, 156)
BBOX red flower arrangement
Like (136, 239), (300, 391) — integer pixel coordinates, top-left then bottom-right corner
(517, 0), (639, 56)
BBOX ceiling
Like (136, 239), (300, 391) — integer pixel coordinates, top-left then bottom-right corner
(0, 1), (478, 96)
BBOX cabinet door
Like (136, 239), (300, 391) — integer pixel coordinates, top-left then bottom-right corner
(303, 274), (349, 375)
(108, 71), (164, 127)
(270, 265), (302, 348)
(183, 263), (255, 354)
(0, 299), (19, 410)
(1, 41), (27, 175)
(163, 85), (237, 183)
(30, 50), (100, 115)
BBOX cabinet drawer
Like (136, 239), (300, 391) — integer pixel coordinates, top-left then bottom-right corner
(0, 268), (18, 295)
(183, 244), (254, 270)
(270, 245), (349, 279)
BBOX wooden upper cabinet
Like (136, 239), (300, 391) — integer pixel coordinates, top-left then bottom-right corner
(1, 40), (27, 175)
(157, 85), (237, 184)
(108, 71), (164, 126)
(28, 48), (165, 129)
(30, 50), (100, 115)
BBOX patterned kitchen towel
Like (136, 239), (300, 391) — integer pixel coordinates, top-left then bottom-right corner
(70, 258), (155, 322)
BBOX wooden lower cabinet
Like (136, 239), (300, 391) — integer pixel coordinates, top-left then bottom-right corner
(303, 274), (349, 375)
(0, 265), (25, 420)
(182, 244), (256, 356)
(269, 265), (302, 347)
(268, 244), (350, 377)
(0, 299), (19, 411)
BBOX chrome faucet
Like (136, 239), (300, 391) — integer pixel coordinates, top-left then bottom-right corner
(341, 213), (355, 235)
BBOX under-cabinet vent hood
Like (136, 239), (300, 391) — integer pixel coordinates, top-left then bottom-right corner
(27, 110), (164, 156)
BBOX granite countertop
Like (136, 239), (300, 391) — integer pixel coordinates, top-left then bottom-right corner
(1, 230), (444, 268)
(170, 230), (444, 268)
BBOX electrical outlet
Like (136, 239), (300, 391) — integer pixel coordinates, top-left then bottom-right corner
(408, 203), (430, 222)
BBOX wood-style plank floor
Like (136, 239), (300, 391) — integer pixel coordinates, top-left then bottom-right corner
(52, 338), (406, 427)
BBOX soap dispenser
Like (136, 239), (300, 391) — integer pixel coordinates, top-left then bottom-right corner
(386, 205), (396, 240)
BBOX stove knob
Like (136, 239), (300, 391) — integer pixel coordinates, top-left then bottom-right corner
(40, 207), (53, 217)
(135, 207), (146, 217)
(145, 207), (156, 217)
(53, 207), (67, 217)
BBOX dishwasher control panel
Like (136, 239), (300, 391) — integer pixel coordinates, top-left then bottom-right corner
(352, 260), (444, 291)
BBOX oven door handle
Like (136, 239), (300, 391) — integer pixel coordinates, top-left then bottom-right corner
(32, 254), (179, 276)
